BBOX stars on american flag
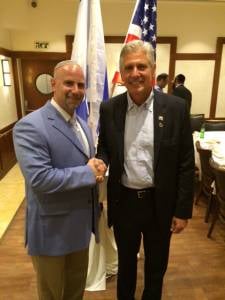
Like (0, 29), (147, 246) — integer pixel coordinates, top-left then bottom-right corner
(144, 3), (149, 10)
(133, 0), (157, 49)
(112, 0), (157, 88)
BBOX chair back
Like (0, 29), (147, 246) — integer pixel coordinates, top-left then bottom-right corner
(196, 141), (214, 197)
(190, 114), (205, 132)
(210, 160), (225, 223)
(204, 120), (225, 131)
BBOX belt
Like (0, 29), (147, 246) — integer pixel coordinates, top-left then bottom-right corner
(121, 185), (154, 199)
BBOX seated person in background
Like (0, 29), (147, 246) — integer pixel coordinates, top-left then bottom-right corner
(154, 73), (168, 93)
(172, 73), (192, 113)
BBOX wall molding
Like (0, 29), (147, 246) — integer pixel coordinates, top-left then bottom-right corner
(2, 35), (225, 122)
(0, 122), (16, 134)
(12, 51), (68, 60)
(0, 47), (12, 56)
(210, 37), (225, 117)
(65, 34), (224, 108)
(0, 126), (16, 179)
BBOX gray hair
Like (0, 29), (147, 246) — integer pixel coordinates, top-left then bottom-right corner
(119, 40), (155, 70)
(53, 60), (82, 77)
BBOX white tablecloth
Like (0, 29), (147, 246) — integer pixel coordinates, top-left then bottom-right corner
(193, 131), (225, 177)
(85, 178), (118, 291)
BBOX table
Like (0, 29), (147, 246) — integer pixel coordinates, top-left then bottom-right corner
(85, 177), (118, 291)
(193, 131), (225, 173)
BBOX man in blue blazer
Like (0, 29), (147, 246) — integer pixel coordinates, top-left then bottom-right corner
(97, 41), (195, 300)
(13, 60), (106, 300)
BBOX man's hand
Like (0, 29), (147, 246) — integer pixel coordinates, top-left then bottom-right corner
(87, 158), (107, 183)
(170, 217), (188, 233)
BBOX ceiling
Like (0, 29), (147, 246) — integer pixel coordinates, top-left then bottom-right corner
(0, 0), (225, 32)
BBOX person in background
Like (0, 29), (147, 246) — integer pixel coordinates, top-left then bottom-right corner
(13, 60), (106, 300)
(96, 40), (195, 300)
(154, 73), (169, 93)
(172, 73), (192, 113)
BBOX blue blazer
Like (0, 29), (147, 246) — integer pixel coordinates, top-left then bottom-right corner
(13, 101), (99, 256)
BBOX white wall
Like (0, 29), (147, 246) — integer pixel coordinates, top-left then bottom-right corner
(0, 56), (17, 129)
(0, 0), (225, 124)
(157, 1), (225, 117)
(0, 28), (11, 50)
(175, 60), (215, 117)
(158, 2), (225, 53)
(1, 1), (224, 53)
(216, 45), (225, 117)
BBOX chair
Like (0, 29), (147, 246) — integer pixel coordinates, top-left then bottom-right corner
(207, 159), (225, 238)
(190, 114), (205, 132)
(204, 120), (225, 131)
(195, 141), (214, 222)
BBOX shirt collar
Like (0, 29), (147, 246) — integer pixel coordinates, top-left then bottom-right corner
(51, 98), (76, 123)
(155, 85), (163, 92)
(127, 90), (154, 112)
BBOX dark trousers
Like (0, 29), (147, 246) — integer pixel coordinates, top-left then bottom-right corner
(113, 186), (172, 300)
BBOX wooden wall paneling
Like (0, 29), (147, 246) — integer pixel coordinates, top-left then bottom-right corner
(21, 59), (51, 111)
(175, 53), (216, 60)
(12, 52), (67, 115)
(12, 52), (67, 60)
(175, 54), (216, 118)
(157, 37), (177, 94)
(210, 37), (225, 118)
(20, 58), (62, 112)
(11, 57), (22, 120)
(2, 35), (225, 127)
(65, 35), (75, 58)
(0, 48), (18, 175)
(65, 35), (177, 93)
(0, 126), (16, 179)
(174, 46), (223, 118)
(0, 48), (23, 120)
(0, 137), (3, 173)
(0, 47), (11, 56)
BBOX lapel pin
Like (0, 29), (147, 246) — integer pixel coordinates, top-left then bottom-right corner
(158, 115), (164, 121)
(159, 122), (164, 128)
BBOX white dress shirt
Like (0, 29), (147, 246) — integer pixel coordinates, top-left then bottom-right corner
(121, 92), (154, 189)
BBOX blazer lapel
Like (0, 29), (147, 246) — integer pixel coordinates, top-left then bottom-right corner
(153, 91), (167, 171)
(113, 93), (128, 166)
(45, 102), (89, 157)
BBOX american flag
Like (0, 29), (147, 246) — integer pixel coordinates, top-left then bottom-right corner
(112, 0), (157, 92)
(125, 0), (157, 47)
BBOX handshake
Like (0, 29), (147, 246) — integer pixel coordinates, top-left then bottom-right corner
(87, 158), (107, 183)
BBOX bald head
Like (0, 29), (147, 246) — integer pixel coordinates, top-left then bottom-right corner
(51, 60), (85, 116)
(53, 60), (83, 78)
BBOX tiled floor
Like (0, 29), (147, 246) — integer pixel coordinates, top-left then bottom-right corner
(0, 164), (24, 239)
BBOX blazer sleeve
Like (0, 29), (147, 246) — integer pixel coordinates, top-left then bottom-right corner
(96, 102), (110, 166)
(175, 104), (195, 219)
(13, 119), (96, 194)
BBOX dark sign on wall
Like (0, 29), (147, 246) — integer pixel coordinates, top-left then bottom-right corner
(35, 41), (49, 49)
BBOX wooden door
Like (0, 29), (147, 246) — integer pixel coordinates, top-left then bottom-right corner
(21, 59), (60, 113)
